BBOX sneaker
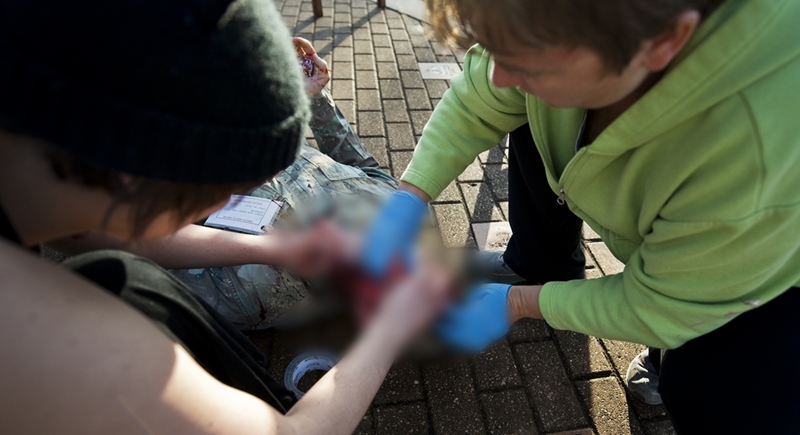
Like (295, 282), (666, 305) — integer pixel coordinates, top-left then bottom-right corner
(625, 348), (663, 405)
(469, 250), (526, 285)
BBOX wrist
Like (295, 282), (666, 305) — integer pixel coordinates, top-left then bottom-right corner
(398, 181), (432, 203)
(392, 190), (428, 211)
(253, 233), (284, 265)
(507, 285), (543, 323)
(308, 88), (328, 99)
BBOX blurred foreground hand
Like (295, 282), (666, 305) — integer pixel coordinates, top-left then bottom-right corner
(270, 220), (348, 277)
(369, 257), (453, 348)
(436, 283), (512, 352)
(360, 190), (428, 278)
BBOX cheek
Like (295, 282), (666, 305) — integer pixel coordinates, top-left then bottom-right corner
(491, 64), (522, 88)
(519, 77), (580, 106)
(524, 72), (609, 108)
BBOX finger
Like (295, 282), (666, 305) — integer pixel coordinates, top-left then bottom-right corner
(292, 37), (315, 55)
(409, 262), (451, 311)
(313, 221), (342, 258)
(362, 239), (394, 278)
(311, 53), (329, 73)
(434, 317), (453, 338)
(466, 288), (488, 303)
(435, 315), (475, 350)
(313, 218), (336, 237)
(398, 248), (415, 274)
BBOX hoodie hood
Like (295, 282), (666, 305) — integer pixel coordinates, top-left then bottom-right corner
(598, 0), (800, 154)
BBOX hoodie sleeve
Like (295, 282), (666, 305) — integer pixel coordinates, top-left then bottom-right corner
(400, 45), (528, 199)
(539, 207), (800, 349)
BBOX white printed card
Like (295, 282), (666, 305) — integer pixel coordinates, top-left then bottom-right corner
(204, 195), (282, 234)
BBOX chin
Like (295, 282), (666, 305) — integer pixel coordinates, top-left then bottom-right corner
(538, 96), (580, 109)
(542, 95), (607, 110)
(541, 99), (573, 108)
(523, 89), (579, 109)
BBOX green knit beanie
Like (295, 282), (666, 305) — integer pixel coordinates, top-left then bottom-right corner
(0, 0), (309, 184)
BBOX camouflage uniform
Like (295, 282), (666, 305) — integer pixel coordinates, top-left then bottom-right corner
(169, 88), (397, 330)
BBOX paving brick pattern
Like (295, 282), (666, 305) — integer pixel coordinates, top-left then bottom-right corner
(264, 0), (675, 433)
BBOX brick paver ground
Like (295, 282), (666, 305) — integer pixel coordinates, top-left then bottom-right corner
(255, 0), (678, 433)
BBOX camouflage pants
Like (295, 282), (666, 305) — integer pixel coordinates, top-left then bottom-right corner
(170, 88), (397, 330)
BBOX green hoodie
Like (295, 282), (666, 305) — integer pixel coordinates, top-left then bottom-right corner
(401, 0), (800, 348)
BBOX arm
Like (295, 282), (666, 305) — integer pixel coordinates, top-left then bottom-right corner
(507, 284), (544, 322)
(0, 240), (448, 435)
(534, 210), (800, 349)
(48, 223), (343, 275)
(49, 225), (280, 269)
(399, 181), (431, 203)
(400, 45), (528, 200)
(443, 209), (800, 350)
(359, 45), (526, 276)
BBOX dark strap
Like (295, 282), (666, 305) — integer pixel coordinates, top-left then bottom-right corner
(0, 203), (22, 245)
(63, 250), (298, 413)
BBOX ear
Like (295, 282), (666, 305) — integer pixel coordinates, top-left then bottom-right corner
(641, 10), (701, 72)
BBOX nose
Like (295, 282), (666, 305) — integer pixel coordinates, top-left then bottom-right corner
(491, 62), (522, 88)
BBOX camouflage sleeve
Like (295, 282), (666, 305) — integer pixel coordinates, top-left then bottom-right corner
(307, 87), (381, 170)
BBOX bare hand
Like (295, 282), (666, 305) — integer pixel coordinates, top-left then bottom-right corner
(292, 37), (330, 95)
(270, 220), (345, 277)
(369, 259), (453, 348)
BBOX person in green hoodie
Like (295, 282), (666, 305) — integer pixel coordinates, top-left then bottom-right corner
(359, 0), (800, 432)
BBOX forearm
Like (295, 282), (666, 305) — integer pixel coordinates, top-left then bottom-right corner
(136, 225), (287, 269)
(277, 258), (453, 435)
(49, 225), (285, 270)
(400, 45), (527, 199)
(280, 316), (402, 435)
(307, 88), (351, 144)
(307, 88), (381, 169)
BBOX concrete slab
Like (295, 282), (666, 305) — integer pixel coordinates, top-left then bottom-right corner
(472, 221), (512, 251)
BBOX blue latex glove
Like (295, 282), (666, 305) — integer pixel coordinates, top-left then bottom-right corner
(360, 190), (428, 277)
(436, 283), (512, 352)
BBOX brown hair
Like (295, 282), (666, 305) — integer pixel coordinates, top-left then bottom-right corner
(425, 0), (725, 72)
(48, 149), (261, 238)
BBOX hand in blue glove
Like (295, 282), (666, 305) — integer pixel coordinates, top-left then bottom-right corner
(360, 190), (428, 278)
(436, 283), (512, 352)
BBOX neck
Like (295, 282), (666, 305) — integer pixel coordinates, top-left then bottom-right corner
(585, 70), (666, 144)
(606, 70), (665, 119)
(0, 134), (115, 246)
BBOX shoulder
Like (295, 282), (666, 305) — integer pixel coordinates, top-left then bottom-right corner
(0, 241), (275, 434)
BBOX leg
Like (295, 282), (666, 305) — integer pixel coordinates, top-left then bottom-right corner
(63, 250), (298, 412)
(308, 88), (381, 171)
(658, 288), (800, 434)
(503, 124), (585, 283)
(254, 83), (398, 207)
(170, 263), (315, 331)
